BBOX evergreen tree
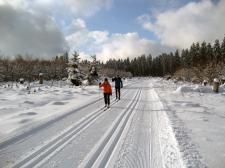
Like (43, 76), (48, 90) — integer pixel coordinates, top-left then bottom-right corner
(146, 54), (152, 75)
(174, 49), (181, 69)
(64, 51), (69, 63)
(189, 43), (197, 66)
(67, 51), (82, 86)
(124, 57), (131, 72)
(221, 36), (225, 63)
(206, 43), (213, 62)
(200, 41), (207, 64)
(195, 42), (201, 64)
(168, 52), (175, 74)
(71, 51), (80, 63)
(213, 39), (221, 64)
(88, 55), (99, 85)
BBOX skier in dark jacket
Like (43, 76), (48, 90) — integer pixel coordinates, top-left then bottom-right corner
(112, 75), (123, 100)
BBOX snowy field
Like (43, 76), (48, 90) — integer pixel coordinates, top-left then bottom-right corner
(153, 78), (225, 168)
(0, 78), (224, 168)
(0, 81), (101, 139)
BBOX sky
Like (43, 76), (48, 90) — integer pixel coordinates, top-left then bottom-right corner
(0, 0), (224, 61)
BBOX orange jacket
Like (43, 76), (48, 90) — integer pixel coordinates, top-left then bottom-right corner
(99, 81), (112, 93)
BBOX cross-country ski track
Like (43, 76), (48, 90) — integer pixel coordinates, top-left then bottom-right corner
(1, 80), (190, 168)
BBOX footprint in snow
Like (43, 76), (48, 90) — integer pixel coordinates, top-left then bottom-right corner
(19, 119), (31, 124)
(52, 101), (67, 105)
(24, 101), (34, 104)
(202, 118), (209, 122)
(19, 112), (37, 116)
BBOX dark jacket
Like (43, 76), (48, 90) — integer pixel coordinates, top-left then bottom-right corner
(112, 77), (123, 88)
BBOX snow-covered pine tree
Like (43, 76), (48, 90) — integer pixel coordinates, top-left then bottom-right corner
(67, 51), (82, 86)
(87, 55), (99, 85)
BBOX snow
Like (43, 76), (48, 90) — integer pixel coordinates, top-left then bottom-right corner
(174, 84), (215, 94)
(0, 78), (225, 168)
(154, 78), (225, 168)
(0, 81), (100, 138)
(214, 78), (219, 83)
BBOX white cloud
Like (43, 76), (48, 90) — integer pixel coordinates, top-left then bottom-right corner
(97, 32), (173, 62)
(0, 5), (67, 58)
(0, 0), (175, 61)
(0, 0), (114, 58)
(64, 18), (87, 35)
(137, 15), (155, 31)
(79, 52), (92, 61)
(66, 19), (109, 54)
(65, 19), (173, 61)
(0, 0), (113, 58)
(139, 0), (225, 49)
(0, 0), (113, 17)
(30, 0), (113, 17)
(0, 0), (28, 8)
(90, 31), (109, 44)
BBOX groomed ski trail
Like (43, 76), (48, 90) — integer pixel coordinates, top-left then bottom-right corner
(0, 83), (136, 167)
(8, 91), (131, 168)
(0, 80), (188, 168)
(79, 82), (185, 168)
(79, 89), (142, 168)
(11, 100), (119, 168)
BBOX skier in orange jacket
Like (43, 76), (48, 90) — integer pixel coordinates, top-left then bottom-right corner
(99, 78), (112, 108)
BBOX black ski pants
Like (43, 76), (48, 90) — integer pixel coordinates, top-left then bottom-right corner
(104, 93), (110, 105)
(115, 87), (121, 99)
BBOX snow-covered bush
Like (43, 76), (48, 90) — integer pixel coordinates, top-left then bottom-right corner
(174, 85), (214, 94)
(87, 55), (99, 85)
(202, 80), (208, 86)
(19, 78), (24, 84)
(67, 52), (82, 86)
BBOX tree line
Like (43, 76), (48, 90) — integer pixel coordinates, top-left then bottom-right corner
(0, 54), (68, 82)
(104, 36), (225, 82)
(1, 36), (225, 83)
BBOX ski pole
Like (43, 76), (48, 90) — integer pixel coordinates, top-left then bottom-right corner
(98, 79), (101, 109)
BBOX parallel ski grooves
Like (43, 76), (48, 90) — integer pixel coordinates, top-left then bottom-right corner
(0, 82), (135, 150)
(11, 91), (131, 168)
(79, 89), (142, 168)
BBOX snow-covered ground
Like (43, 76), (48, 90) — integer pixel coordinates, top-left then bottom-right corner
(0, 81), (101, 139)
(0, 78), (224, 168)
(153, 78), (225, 168)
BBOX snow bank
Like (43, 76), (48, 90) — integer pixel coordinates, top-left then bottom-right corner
(154, 78), (225, 168)
(174, 84), (225, 94)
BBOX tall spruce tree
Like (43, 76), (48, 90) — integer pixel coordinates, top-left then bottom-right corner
(195, 42), (201, 65)
(213, 39), (221, 64)
(206, 43), (213, 61)
(190, 43), (197, 66)
(146, 54), (152, 75)
(174, 49), (181, 69)
(181, 49), (191, 68)
(200, 41), (207, 64)
(221, 36), (225, 63)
